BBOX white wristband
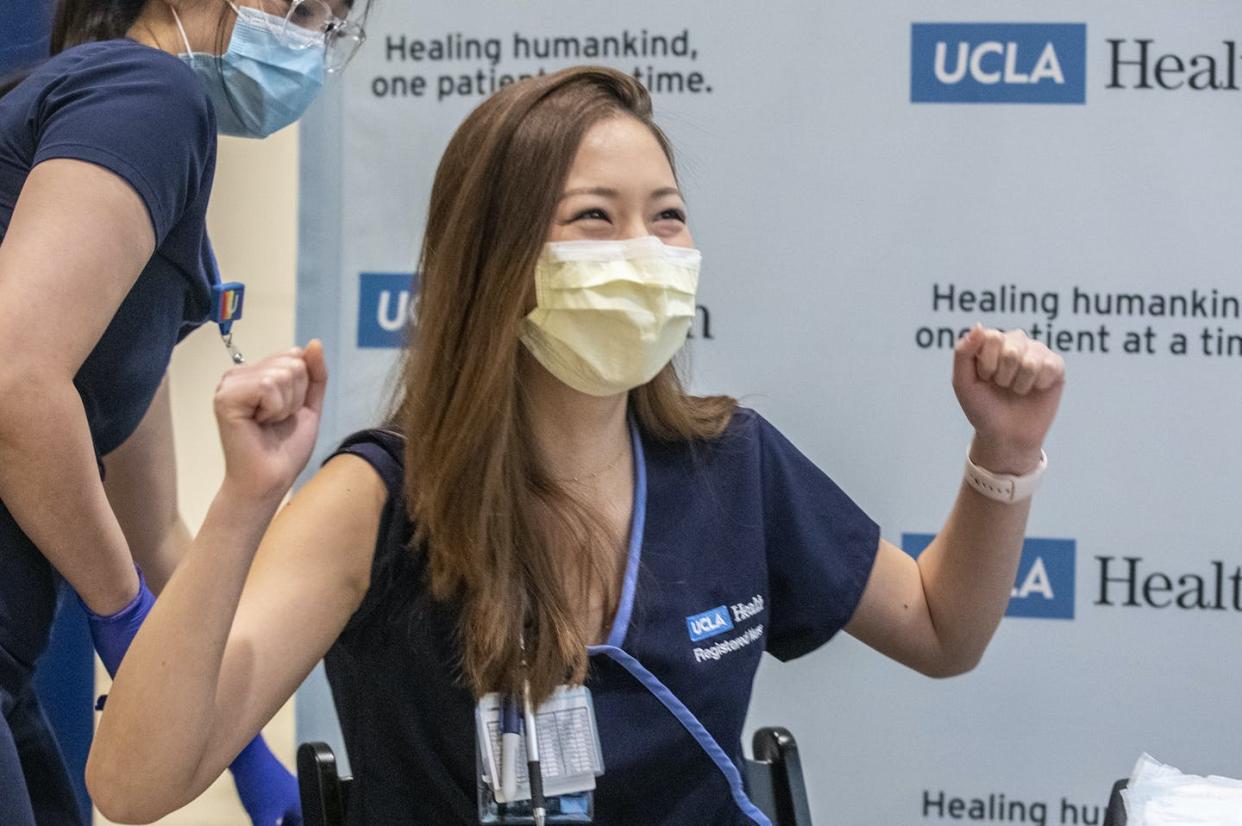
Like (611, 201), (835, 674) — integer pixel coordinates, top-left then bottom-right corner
(964, 450), (1047, 504)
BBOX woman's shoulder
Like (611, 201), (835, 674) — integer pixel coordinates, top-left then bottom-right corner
(719, 406), (802, 449)
(326, 428), (407, 509)
(337, 427), (406, 456)
(723, 405), (761, 433)
(48, 39), (199, 85)
(321, 429), (426, 634)
(662, 406), (812, 480)
(695, 405), (767, 453)
(31, 39), (212, 129)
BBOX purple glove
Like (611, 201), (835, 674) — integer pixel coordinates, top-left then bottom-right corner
(82, 567), (155, 677)
(83, 569), (303, 826)
(230, 735), (303, 826)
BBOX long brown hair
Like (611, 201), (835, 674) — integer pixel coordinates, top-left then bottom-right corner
(396, 65), (735, 703)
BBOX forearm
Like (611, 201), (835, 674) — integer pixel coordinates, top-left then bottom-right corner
(0, 379), (137, 613)
(88, 481), (283, 819)
(102, 373), (188, 595)
(129, 516), (192, 595)
(916, 438), (1038, 671)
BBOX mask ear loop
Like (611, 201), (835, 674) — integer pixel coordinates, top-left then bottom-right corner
(167, 3), (194, 55)
(174, 0), (251, 131)
(170, 2), (253, 55)
(168, 3), (197, 55)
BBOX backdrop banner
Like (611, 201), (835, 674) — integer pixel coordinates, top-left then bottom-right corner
(297, 2), (1242, 822)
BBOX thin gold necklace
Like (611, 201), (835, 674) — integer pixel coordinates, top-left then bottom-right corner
(554, 441), (629, 484)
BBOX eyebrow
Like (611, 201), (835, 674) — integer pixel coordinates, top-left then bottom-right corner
(560, 186), (682, 200)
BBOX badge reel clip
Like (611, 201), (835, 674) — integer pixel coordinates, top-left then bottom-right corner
(211, 281), (246, 364)
(476, 685), (603, 824)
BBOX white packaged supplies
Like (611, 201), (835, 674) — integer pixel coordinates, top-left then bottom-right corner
(1123, 754), (1242, 825)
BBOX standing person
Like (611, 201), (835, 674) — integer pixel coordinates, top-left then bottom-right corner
(88, 66), (1067, 825)
(0, 1), (365, 823)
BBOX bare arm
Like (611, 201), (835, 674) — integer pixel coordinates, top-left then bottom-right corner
(88, 344), (385, 823)
(848, 481), (1032, 677)
(102, 374), (191, 594)
(846, 327), (1065, 677)
(0, 160), (157, 613)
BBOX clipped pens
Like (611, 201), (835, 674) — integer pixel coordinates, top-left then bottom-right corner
(500, 693), (521, 803)
(522, 679), (546, 826)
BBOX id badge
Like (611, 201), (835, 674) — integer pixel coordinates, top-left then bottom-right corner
(475, 685), (603, 824)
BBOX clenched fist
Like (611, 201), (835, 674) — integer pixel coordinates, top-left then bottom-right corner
(953, 325), (1065, 475)
(214, 340), (328, 500)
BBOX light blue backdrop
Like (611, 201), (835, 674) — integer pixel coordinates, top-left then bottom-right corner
(297, 2), (1242, 821)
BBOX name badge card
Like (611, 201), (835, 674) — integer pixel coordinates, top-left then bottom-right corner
(475, 684), (604, 803)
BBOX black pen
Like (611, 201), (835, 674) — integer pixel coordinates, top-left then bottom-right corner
(522, 678), (546, 826)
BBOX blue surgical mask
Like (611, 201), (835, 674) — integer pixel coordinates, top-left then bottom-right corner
(171, 3), (325, 138)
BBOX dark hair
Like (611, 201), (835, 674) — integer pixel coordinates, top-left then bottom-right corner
(0, 0), (147, 96)
(51, 0), (149, 55)
(3, 0), (375, 98)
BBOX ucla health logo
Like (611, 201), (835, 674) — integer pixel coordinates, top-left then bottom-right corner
(686, 605), (734, 642)
(902, 534), (1076, 619)
(911, 23), (1087, 104)
(358, 272), (417, 348)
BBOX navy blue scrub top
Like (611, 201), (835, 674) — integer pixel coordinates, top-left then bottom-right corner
(0, 39), (216, 669)
(325, 408), (881, 825)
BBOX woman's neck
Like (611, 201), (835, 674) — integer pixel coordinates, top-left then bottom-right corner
(128, 3), (223, 56)
(522, 359), (630, 482)
(126, 4), (178, 53)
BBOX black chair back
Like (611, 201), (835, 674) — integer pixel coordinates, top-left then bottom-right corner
(297, 741), (350, 826)
(743, 727), (814, 826)
(299, 726), (814, 825)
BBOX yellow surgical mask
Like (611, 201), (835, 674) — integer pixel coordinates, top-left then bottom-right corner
(519, 236), (701, 397)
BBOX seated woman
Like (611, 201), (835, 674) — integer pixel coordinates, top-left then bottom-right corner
(87, 66), (1065, 825)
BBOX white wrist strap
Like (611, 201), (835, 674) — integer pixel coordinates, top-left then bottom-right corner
(964, 450), (1047, 504)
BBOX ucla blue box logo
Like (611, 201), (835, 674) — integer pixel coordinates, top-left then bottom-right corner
(911, 23), (1087, 104)
(686, 605), (734, 642)
(357, 272), (416, 349)
(902, 534), (1076, 619)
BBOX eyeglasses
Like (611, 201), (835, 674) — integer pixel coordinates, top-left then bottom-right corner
(260, 0), (367, 73)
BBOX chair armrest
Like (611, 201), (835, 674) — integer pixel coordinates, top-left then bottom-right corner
(752, 727), (814, 826)
(297, 741), (348, 826)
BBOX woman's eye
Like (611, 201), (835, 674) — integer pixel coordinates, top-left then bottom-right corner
(284, 1), (318, 22)
(657, 208), (687, 223)
(572, 208), (610, 222)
